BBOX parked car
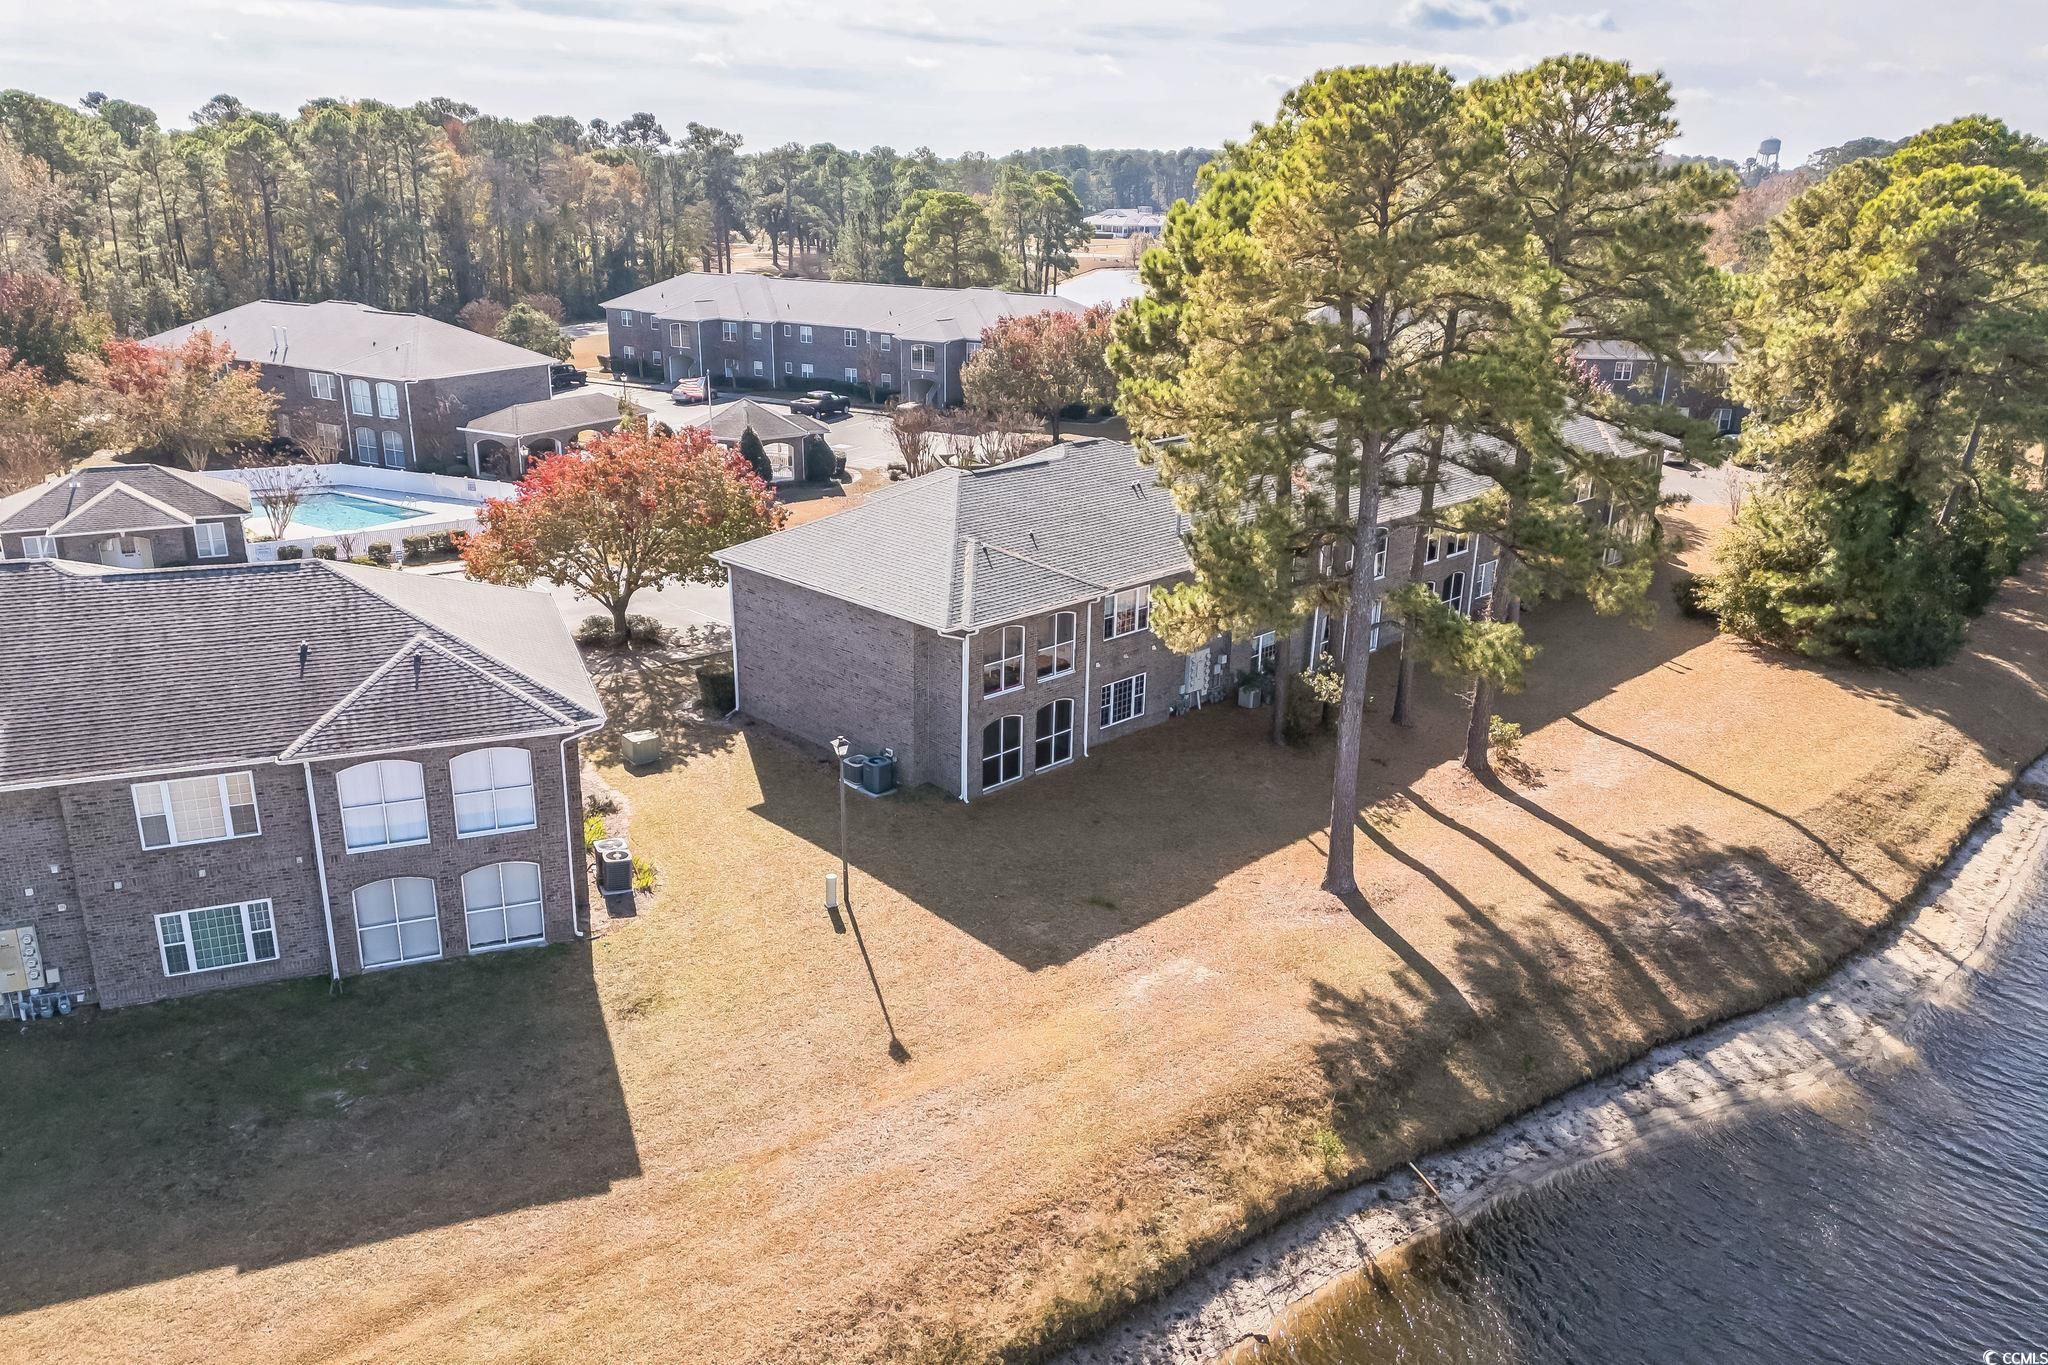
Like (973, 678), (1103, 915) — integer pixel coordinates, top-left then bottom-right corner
(789, 390), (850, 417)
(550, 363), (588, 391)
(671, 377), (709, 404)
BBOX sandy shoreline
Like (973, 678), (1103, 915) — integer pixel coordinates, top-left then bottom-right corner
(1064, 754), (2048, 1365)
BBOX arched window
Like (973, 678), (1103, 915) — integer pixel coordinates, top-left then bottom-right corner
(375, 381), (400, 419)
(353, 876), (442, 968)
(463, 861), (545, 950)
(981, 715), (1022, 790)
(336, 759), (429, 852)
(449, 747), (537, 836)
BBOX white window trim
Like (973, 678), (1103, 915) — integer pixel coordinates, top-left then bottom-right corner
(981, 714), (1024, 791)
(1033, 698), (1075, 771)
(800, 363), (814, 379)
(845, 367), (859, 383)
(19, 533), (57, 558)
(753, 360), (765, 377)
(1252, 630), (1277, 672)
(449, 747), (539, 839)
(381, 429), (406, 468)
(348, 378), (374, 417)
(800, 326), (814, 344)
(1373, 527), (1388, 579)
(722, 321), (739, 341)
(1037, 611), (1077, 680)
(983, 624), (1026, 698)
(336, 759), (431, 854)
(910, 343), (936, 371)
(132, 772), (261, 850)
(375, 382), (401, 421)
(462, 860), (546, 953)
(783, 361), (793, 375)
(352, 876), (443, 970)
(1613, 360), (1635, 383)
(843, 329), (859, 347)
(750, 322), (763, 338)
(1101, 585), (1152, 640)
(194, 521), (230, 559)
(1099, 673), (1147, 729)
(156, 899), (278, 978)
(879, 334), (892, 352)
(309, 371), (337, 401)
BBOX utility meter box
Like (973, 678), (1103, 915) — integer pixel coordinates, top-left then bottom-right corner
(0, 926), (46, 993)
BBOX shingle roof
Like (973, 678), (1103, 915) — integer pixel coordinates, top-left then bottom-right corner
(698, 399), (827, 446)
(602, 273), (1081, 345)
(146, 299), (559, 382)
(0, 559), (602, 788)
(0, 464), (249, 535)
(459, 390), (624, 440)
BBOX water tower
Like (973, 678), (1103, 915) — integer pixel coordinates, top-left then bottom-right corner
(1758, 138), (1783, 174)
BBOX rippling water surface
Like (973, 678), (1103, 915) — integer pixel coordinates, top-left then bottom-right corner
(1245, 875), (2048, 1364)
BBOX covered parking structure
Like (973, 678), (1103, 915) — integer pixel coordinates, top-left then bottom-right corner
(460, 391), (623, 480)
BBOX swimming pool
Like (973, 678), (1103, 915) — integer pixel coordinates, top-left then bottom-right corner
(252, 490), (430, 532)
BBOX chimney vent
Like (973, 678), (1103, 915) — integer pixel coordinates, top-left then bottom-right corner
(297, 641), (311, 675)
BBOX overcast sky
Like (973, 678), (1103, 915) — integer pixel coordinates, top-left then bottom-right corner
(4, 0), (2042, 165)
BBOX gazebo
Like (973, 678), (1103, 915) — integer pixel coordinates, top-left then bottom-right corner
(697, 399), (829, 483)
(460, 391), (623, 480)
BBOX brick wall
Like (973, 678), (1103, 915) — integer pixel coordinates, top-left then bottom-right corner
(5, 518), (246, 569)
(0, 788), (90, 999)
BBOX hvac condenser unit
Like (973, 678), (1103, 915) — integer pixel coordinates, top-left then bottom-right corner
(0, 926), (46, 993)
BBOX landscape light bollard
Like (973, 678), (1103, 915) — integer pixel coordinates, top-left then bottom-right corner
(830, 736), (851, 933)
(824, 871), (844, 935)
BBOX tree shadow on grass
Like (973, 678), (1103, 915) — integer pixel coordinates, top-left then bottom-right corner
(582, 647), (743, 768)
(0, 942), (637, 1314)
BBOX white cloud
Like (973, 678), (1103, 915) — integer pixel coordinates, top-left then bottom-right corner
(1089, 52), (1125, 78)
(690, 51), (730, 67)
(904, 54), (940, 70)
(1400, 0), (1527, 31)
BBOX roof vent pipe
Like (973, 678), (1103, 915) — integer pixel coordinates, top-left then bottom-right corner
(298, 641), (311, 676)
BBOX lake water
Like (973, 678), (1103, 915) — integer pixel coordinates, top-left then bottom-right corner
(1242, 863), (2048, 1364)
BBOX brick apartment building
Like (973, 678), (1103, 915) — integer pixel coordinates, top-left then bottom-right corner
(0, 464), (251, 568)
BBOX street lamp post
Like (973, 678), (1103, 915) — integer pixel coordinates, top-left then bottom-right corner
(828, 736), (851, 933)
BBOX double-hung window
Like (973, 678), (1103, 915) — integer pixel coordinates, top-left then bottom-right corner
(750, 322), (763, 339)
(800, 362), (814, 379)
(1439, 571), (1467, 613)
(799, 325), (814, 344)
(722, 321), (739, 341)
(1102, 585), (1151, 639)
(910, 343), (935, 371)
(19, 534), (56, 558)
(336, 759), (429, 852)
(317, 421), (343, 453)
(754, 360), (765, 377)
(194, 521), (229, 559)
(375, 382), (400, 420)
(880, 372), (894, 389)
(309, 372), (337, 401)
(1474, 558), (1497, 603)
(353, 876), (441, 968)
(1099, 673), (1146, 729)
(381, 430), (405, 467)
(462, 860), (544, 950)
(982, 625), (1024, 696)
(133, 772), (260, 849)
(1034, 699), (1073, 769)
(1373, 527), (1388, 579)
(1037, 612), (1075, 680)
(1612, 360), (1635, 384)
(157, 900), (277, 977)
(981, 715), (1022, 790)
(1423, 533), (1440, 565)
(843, 329), (859, 347)
(449, 747), (537, 836)
(670, 322), (687, 348)
(844, 367), (859, 383)
(620, 310), (634, 326)
(878, 334), (892, 352)
(349, 378), (373, 416)
(354, 427), (377, 463)
(1252, 631), (1277, 674)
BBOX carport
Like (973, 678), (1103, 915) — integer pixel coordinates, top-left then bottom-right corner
(460, 391), (624, 480)
(699, 399), (829, 483)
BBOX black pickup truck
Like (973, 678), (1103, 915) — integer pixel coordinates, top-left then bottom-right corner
(550, 363), (589, 391)
(788, 389), (850, 417)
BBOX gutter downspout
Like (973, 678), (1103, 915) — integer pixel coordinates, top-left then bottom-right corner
(300, 762), (342, 984)
(958, 538), (978, 802)
(1081, 597), (1095, 758)
(560, 724), (600, 939)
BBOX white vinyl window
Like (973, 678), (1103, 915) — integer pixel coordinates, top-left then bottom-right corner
(799, 325), (814, 344)
(723, 362), (736, 380)
(651, 349), (662, 364)
(353, 876), (441, 968)
(801, 363), (814, 379)
(1440, 571), (1467, 614)
(1474, 558), (1498, 602)
(754, 360), (765, 377)
(336, 759), (430, 852)
(349, 378), (373, 416)
(1373, 527), (1388, 578)
(750, 322), (763, 338)
(623, 344), (635, 360)
(843, 329), (859, 347)
(783, 361), (793, 375)
(620, 310), (634, 326)
(1099, 673), (1146, 729)
(133, 772), (260, 849)
(667, 321), (685, 347)
(309, 372), (337, 401)
(1033, 699), (1073, 770)
(878, 333), (892, 352)
(722, 321), (739, 341)
(1716, 407), (1736, 433)
(19, 534), (56, 558)
(317, 421), (343, 453)
(844, 367), (859, 383)
(354, 427), (377, 462)
(1037, 611), (1076, 680)
(381, 429), (405, 467)
(157, 899), (277, 977)
(375, 382), (400, 420)
(194, 521), (229, 559)
(462, 860), (544, 951)
(910, 343), (935, 371)
(449, 747), (537, 837)
(981, 714), (1023, 790)
(1612, 360), (1635, 383)
(880, 372), (894, 388)
(1102, 585), (1151, 639)
(983, 625), (1025, 697)
(1252, 631), (1277, 673)
(782, 323), (792, 337)
(1369, 598), (1384, 651)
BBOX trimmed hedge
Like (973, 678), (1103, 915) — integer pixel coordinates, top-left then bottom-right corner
(275, 545), (305, 561)
(402, 530), (456, 559)
(695, 663), (736, 714)
(312, 545), (338, 560)
(364, 542), (394, 566)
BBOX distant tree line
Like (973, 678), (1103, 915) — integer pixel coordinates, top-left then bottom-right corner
(0, 89), (1216, 338)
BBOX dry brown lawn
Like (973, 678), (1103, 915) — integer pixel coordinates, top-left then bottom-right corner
(7, 506), (2048, 1364)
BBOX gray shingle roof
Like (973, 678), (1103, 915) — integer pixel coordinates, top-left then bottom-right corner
(602, 273), (1080, 345)
(0, 464), (249, 534)
(459, 390), (624, 440)
(697, 399), (826, 446)
(146, 299), (559, 382)
(0, 559), (602, 788)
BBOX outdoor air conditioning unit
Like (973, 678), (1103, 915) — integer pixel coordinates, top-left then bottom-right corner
(0, 926), (46, 994)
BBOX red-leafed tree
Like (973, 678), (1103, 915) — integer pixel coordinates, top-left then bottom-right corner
(959, 303), (1118, 441)
(78, 330), (275, 470)
(461, 424), (784, 646)
(0, 348), (94, 493)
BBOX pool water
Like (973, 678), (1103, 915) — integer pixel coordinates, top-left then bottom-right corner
(253, 490), (428, 532)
